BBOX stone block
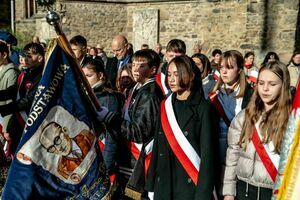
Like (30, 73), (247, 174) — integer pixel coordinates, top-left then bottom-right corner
(133, 9), (158, 51)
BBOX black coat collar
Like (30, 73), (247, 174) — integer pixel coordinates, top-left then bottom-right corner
(170, 90), (203, 129)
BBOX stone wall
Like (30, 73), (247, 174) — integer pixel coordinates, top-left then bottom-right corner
(60, 1), (127, 50)
(14, 0), (299, 63)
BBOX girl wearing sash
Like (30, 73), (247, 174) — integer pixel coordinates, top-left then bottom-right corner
(145, 55), (219, 199)
(82, 58), (124, 176)
(222, 61), (292, 200)
(209, 50), (253, 167)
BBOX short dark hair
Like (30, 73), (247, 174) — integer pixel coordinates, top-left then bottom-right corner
(0, 41), (9, 54)
(167, 55), (202, 93)
(244, 51), (255, 59)
(69, 35), (87, 47)
(166, 39), (186, 54)
(83, 58), (105, 74)
(83, 58), (112, 88)
(40, 121), (61, 150)
(212, 49), (222, 57)
(23, 42), (45, 57)
(141, 44), (149, 49)
(132, 49), (160, 73)
(262, 52), (280, 65)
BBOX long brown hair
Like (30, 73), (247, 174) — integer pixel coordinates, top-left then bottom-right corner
(116, 63), (135, 92)
(211, 50), (247, 98)
(239, 61), (292, 152)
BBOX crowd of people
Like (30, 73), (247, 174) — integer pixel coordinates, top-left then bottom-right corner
(0, 30), (299, 200)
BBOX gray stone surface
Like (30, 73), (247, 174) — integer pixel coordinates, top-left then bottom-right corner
(133, 9), (158, 51)
(13, 0), (300, 63)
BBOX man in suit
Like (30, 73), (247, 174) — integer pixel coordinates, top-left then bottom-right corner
(39, 122), (95, 180)
(106, 35), (132, 88)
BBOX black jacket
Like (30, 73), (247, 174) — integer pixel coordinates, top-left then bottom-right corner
(0, 65), (43, 116)
(105, 57), (119, 88)
(0, 65), (43, 154)
(145, 90), (219, 200)
(104, 79), (164, 193)
(93, 83), (124, 174)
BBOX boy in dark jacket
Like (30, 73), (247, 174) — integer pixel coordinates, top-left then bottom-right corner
(0, 43), (44, 155)
(97, 49), (164, 199)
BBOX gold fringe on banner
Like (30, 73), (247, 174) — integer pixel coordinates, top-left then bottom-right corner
(125, 186), (142, 200)
(277, 121), (300, 200)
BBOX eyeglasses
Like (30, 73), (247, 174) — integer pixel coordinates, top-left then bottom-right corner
(47, 135), (62, 153)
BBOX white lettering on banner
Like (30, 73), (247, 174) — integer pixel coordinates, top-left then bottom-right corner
(24, 64), (70, 132)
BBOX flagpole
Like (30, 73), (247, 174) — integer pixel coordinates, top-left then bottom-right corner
(46, 11), (100, 111)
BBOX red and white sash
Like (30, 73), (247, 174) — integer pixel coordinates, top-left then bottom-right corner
(161, 94), (218, 199)
(98, 138), (105, 152)
(208, 91), (231, 127)
(155, 73), (169, 96)
(161, 94), (201, 184)
(127, 140), (153, 175)
(251, 125), (279, 182)
(213, 70), (220, 81)
(16, 72), (27, 127)
(97, 137), (116, 184)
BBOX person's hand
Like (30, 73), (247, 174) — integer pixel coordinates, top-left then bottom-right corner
(96, 106), (109, 122)
(3, 132), (11, 141)
(224, 195), (235, 200)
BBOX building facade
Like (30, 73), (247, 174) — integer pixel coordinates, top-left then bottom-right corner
(13, 0), (300, 62)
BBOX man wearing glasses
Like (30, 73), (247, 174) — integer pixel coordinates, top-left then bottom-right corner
(106, 35), (132, 88)
(39, 122), (95, 181)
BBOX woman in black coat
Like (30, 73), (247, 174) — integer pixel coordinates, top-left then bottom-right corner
(145, 55), (219, 200)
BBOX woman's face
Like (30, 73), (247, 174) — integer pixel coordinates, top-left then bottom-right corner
(120, 70), (133, 89)
(82, 66), (101, 87)
(257, 69), (283, 111)
(245, 55), (254, 65)
(0, 52), (7, 66)
(214, 53), (222, 63)
(167, 62), (182, 93)
(220, 57), (241, 86)
(192, 57), (204, 73)
(268, 54), (277, 63)
(293, 54), (300, 65)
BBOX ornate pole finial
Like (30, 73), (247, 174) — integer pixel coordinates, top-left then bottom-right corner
(46, 10), (60, 25)
(46, 11), (63, 35)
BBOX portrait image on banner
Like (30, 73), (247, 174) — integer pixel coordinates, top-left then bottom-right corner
(17, 106), (97, 184)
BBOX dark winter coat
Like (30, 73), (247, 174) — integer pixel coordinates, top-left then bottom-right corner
(104, 79), (164, 193)
(145, 90), (219, 200)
